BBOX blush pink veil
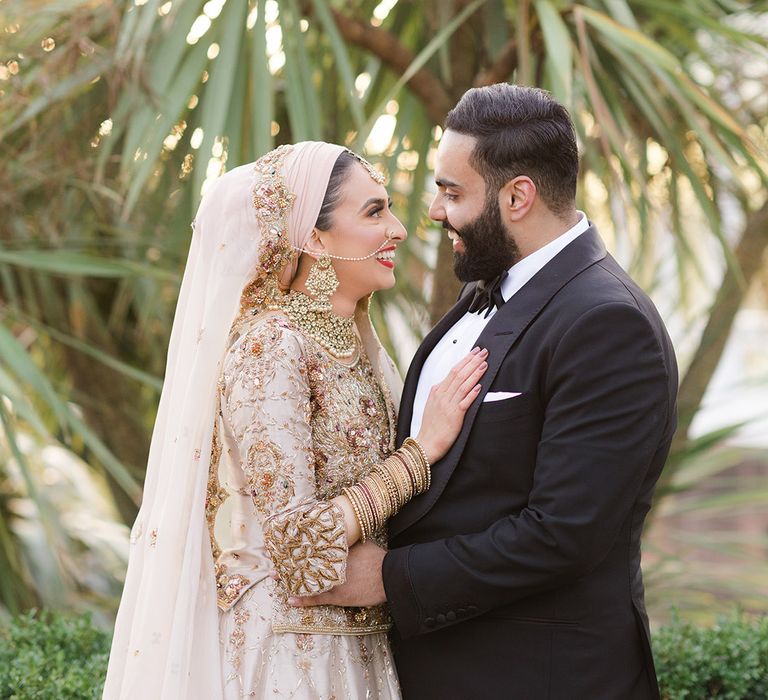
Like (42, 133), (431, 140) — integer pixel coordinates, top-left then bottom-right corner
(103, 141), (400, 699)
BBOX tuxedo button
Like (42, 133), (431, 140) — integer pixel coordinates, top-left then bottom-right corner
(446, 611), (457, 622)
(436, 613), (446, 625)
(467, 605), (478, 613)
(457, 608), (467, 616)
(424, 617), (435, 627)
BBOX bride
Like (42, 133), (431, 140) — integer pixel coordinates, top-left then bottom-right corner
(103, 141), (487, 699)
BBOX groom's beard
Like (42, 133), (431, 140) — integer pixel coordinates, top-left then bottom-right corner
(448, 198), (520, 283)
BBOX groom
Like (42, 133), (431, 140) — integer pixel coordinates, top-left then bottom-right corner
(294, 84), (678, 699)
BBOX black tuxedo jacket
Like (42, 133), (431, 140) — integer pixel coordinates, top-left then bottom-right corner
(382, 226), (677, 700)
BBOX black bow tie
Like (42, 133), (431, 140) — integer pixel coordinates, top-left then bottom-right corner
(467, 271), (508, 318)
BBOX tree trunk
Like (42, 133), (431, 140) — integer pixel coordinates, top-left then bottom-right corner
(662, 200), (768, 490)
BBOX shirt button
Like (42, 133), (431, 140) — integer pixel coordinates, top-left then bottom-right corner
(452, 339), (457, 344)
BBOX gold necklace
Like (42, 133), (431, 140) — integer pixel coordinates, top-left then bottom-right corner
(269, 290), (359, 362)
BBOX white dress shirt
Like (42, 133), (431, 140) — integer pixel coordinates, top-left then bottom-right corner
(410, 212), (590, 437)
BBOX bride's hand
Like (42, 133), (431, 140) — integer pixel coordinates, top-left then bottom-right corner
(416, 348), (488, 464)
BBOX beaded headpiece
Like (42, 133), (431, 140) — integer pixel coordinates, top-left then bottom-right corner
(348, 150), (386, 185)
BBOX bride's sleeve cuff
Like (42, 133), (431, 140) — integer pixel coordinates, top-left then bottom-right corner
(263, 499), (348, 597)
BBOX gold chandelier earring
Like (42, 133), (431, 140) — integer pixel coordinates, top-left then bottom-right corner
(305, 252), (339, 312)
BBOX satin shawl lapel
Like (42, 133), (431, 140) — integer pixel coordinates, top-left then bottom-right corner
(395, 290), (475, 447)
(389, 226), (607, 538)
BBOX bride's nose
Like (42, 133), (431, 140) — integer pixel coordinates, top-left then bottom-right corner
(387, 216), (407, 243)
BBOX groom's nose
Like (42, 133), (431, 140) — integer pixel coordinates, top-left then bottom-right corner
(428, 192), (445, 222)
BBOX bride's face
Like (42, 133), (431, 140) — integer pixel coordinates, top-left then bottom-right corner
(315, 162), (407, 299)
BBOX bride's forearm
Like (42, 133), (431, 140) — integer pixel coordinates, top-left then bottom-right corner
(340, 438), (431, 544)
(333, 494), (362, 545)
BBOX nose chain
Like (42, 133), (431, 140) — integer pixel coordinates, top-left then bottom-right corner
(293, 230), (397, 262)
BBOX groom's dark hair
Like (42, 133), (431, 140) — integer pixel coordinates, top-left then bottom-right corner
(444, 84), (579, 216)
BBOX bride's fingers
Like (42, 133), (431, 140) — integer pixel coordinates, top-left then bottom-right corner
(458, 384), (483, 410)
(453, 362), (488, 403)
(447, 350), (488, 400)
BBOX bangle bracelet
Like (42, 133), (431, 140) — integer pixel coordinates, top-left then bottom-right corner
(404, 437), (431, 471)
(343, 487), (366, 542)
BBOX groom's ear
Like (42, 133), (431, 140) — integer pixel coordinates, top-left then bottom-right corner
(500, 176), (536, 222)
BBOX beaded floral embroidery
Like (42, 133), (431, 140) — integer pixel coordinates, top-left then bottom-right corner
(264, 500), (348, 597)
(205, 420), (226, 561)
(245, 438), (294, 515)
(240, 145), (297, 313)
(216, 566), (252, 611)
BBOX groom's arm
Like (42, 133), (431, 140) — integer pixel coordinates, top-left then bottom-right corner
(382, 301), (675, 639)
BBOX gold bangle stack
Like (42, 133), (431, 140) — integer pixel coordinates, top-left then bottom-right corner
(342, 437), (431, 542)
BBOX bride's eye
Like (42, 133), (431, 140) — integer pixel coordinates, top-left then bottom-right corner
(366, 198), (392, 218)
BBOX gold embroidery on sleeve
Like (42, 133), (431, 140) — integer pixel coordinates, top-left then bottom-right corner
(245, 439), (295, 515)
(264, 500), (348, 597)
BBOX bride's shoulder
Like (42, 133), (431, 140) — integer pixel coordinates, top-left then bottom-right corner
(226, 309), (305, 361)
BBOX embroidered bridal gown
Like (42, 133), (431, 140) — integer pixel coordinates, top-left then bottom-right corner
(209, 309), (401, 699)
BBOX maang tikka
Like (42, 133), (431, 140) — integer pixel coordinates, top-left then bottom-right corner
(305, 253), (339, 311)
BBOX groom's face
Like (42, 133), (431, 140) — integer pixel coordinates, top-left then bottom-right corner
(429, 130), (519, 282)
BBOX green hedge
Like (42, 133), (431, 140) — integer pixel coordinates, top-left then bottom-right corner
(1, 610), (767, 698)
(654, 612), (768, 700)
(0, 611), (109, 699)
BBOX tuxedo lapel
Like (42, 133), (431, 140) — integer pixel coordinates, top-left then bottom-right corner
(395, 290), (475, 446)
(389, 226), (607, 538)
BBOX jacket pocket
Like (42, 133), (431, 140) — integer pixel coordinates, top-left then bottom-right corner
(475, 392), (534, 423)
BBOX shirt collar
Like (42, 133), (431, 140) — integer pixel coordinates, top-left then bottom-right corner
(500, 211), (589, 302)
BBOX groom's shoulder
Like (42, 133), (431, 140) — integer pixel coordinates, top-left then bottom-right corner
(531, 255), (664, 346)
(561, 252), (652, 312)
(545, 253), (673, 351)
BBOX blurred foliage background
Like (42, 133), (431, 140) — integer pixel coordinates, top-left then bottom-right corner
(0, 0), (766, 628)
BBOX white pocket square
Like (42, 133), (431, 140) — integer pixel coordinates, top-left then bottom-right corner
(483, 391), (522, 402)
